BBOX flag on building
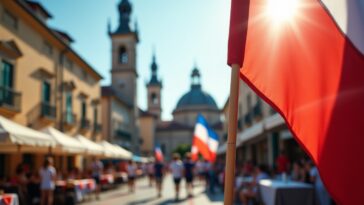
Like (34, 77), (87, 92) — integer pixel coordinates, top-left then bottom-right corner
(191, 114), (219, 162)
(154, 145), (164, 162)
(228, 0), (364, 204)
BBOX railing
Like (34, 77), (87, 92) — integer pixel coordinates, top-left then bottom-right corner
(114, 129), (131, 141)
(0, 86), (21, 112)
(253, 103), (263, 118)
(93, 123), (102, 133)
(244, 113), (252, 126)
(40, 102), (56, 119)
(63, 112), (76, 125)
(80, 118), (90, 129)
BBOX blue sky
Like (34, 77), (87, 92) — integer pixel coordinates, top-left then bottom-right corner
(38, 0), (232, 120)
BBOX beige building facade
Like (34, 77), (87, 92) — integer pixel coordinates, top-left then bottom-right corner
(218, 80), (307, 168)
(0, 0), (102, 176)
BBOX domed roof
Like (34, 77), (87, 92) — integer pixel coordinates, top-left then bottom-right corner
(175, 67), (218, 110)
(176, 85), (218, 109)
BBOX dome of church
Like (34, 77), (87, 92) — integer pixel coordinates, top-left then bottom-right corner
(175, 67), (218, 110)
(176, 85), (218, 109)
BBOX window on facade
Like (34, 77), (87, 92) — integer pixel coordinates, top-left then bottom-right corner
(247, 94), (252, 111)
(81, 101), (87, 120)
(3, 10), (17, 30)
(151, 93), (158, 105)
(65, 92), (73, 122)
(65, 57), (73, 70)
(42, 81), (51, 104)
(43, 41), (53, 56)
(119, 46), (128, 64)
(93, 107), (98, 128)
(0, 61), (14, 89)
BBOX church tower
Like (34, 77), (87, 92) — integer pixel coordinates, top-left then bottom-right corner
(108, 0), (139, 153)
(109, 0), (139, 105)
(146, 53), (162, 120)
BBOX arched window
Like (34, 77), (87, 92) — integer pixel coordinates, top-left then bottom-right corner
(119, 46), (128, 64)
(151, 93), (158, 105)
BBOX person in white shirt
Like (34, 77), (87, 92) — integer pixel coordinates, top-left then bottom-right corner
(169, 153), (184, 201)
(127, 160), (137, 193)
(147, 162), (155, 187)
(39, 157), (56, 205)
(90, 157), (103, 200)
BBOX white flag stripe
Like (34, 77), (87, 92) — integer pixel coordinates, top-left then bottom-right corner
(321, 0), (364, 55)
(194, 124), (209, 142)
(209, 140), (219, 153)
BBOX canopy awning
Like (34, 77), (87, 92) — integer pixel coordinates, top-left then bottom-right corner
(42, 127), (86, 154)
(99, 141), (132, 159)
(217, 143), (227, 155)
(237, 121), (264, 147)
(132, 155), (149, 163)
(264, 113), (285, 130)
(76, 135), (104, 156)
(0, 116), (56, 152)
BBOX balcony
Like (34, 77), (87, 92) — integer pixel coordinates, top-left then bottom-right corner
(114, 129), (131, 142)
(63, 112), (77, 130)
(93, 123), (102, 133)
(244, 113), (252, 127)
(80, 118), (90, 130)
(40, 102), (56, 119)
(27, 102), (56, 128)
(0, 86), (21, 116)
(253, 103), (263, 120)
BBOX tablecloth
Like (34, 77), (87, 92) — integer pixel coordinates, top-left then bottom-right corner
(259, 179), (315, 205)
(0, 194), (19, 205)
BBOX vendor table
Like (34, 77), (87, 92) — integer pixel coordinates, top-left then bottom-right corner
(0, 194), (19, 205)
(259, 179), (314, 205)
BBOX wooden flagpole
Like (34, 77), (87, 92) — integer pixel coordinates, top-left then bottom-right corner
(224, 64), (240, 205)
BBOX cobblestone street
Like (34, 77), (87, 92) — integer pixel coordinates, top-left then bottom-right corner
(82, 175), (224, 205)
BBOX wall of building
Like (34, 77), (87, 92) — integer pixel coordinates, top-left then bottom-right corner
(139, 116), (155, 156)
(0, 0), (102, 176)
(0, 2), (57, 127)
(173, 109), (221, 127)
(156, 129), (193, 161)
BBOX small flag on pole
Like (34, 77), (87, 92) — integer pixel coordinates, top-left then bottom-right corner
(154, 145), (164, 162)
(191, 114), (219, 162)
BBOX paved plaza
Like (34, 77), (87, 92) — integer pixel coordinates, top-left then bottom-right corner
(83, 175), (224, 205)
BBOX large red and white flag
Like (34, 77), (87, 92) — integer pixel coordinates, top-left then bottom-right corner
(228, 0), (364, 204)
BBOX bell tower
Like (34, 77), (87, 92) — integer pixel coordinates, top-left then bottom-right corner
(109, 0), (139, 105)
(146, 52), (162, 120)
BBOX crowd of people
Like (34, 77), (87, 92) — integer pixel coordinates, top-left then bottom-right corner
(232, 152), (333, 205)
(0, 151), (334, 205)
(0, 156), (144, 205)
(144, 152), (225, 202)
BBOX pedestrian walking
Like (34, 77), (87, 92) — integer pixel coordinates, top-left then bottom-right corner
(39, 157), (56, 205)
(90, 157), (103, 200)
(154, 158), (165, 197)
(169, 153), (184, 201)
(127, 160), (137, 193)
(147, 162), (155, 187)
(183, 152), (195, 197)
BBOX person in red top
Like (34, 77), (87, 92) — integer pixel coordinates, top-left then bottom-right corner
(276, 151), (289, 174)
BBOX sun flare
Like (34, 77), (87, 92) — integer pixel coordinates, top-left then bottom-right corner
(266, 0), (300, 24)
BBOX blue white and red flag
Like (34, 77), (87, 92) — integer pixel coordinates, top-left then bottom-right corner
(154, 145), (164, 162)
(191, 114), (219, 162)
